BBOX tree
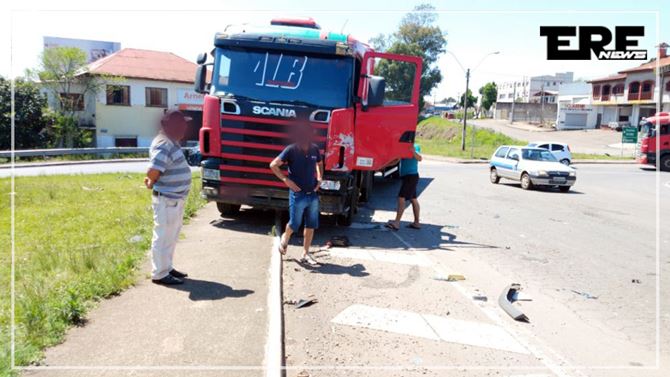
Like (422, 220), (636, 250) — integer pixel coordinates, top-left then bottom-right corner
(370, 3), (447, 110)
(28, 47), (110, 147)
(459, 89), (477, 108)
(479, 82), (498, 111)
(0, 77), (52, 150)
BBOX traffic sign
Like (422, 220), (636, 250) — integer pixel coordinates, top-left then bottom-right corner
(622, 126), (638, 144)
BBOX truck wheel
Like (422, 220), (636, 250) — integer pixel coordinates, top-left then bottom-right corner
(661, 155), (670, 172)
(338, 189), (359, 226)
(217, 203), (241, 217)
(520, 173), (533, 190)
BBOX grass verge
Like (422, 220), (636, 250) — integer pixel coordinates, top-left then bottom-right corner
(0, 172), (206, 376)
(416, 116), (526, 159)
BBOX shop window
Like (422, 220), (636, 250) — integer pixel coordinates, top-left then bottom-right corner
(107, 85), (130, 106)
(145, 87), (168, 108)
(592, 85), (601, 99)
(665, 81), (670, 92)
(114, 137), (137, 147)
(59, 93), (84, 111)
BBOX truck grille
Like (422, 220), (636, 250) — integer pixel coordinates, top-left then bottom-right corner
(219, 114), (327, 188)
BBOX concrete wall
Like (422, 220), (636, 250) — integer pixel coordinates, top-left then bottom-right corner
(493, 102), (557, 124)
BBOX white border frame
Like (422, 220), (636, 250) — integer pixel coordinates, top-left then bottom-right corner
(8, 7), (662, 373)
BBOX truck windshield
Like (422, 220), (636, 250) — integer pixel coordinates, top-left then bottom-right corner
(213, 47), (353, 109)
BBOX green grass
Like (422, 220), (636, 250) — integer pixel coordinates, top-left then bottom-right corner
(416, 116), (526, 159)
(0, 153), (149, 165)
(0, 172), (206, 376)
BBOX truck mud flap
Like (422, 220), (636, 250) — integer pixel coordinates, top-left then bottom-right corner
(498, 284), (529, 322)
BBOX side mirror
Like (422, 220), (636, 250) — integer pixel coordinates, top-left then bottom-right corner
(196, 52), (207, 65)
(194, 65), (208, 94)
(367, 76), (386, 107)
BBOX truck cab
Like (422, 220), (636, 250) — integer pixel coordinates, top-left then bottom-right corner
(638, 112), (670, 171)
(194, 18), (422, 224)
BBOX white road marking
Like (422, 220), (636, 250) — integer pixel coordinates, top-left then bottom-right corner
(332, 304), (529, 354)
(389, 230), (581, 377)
(327, 247), (432, 267)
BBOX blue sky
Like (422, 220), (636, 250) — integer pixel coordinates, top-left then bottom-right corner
(1, 0), (667, 98)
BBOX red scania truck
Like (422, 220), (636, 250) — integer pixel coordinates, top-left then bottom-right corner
(194, 18), (422, 225)
(638, 112), (670, 171)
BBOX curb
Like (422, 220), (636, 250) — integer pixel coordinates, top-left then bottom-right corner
(0, 158), (149, 170)
(265, 213), (285, 377)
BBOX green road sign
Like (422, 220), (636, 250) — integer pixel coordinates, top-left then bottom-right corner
(622, 126), (638, 144)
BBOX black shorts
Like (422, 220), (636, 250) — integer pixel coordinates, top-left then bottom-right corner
(398, 174), (419, 200)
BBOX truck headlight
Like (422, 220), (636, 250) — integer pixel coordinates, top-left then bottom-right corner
(202, 168), (220, 181)
(320, 180), (341, 191)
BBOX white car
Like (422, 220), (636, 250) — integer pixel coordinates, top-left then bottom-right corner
(527, 142), (572, 165)
(490, 145), (577, 192)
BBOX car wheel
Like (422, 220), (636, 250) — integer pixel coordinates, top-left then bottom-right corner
(661, 155), (670, 172)
(520, 173), (533, 190)
(559, 186), (571, 193)
(490, 168), (500, 184)
(560, 159), (570, 166)
(217, 203), (241, 217)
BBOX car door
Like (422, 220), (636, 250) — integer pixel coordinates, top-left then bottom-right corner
(550, 144), (567, 161)
(491, 146), (510, 176)
(505, 148), (522, 180)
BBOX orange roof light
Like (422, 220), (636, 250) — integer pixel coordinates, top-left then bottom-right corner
(270, 17), (321, 30)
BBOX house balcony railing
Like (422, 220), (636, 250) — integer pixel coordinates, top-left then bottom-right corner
(639, 91), (653, 100)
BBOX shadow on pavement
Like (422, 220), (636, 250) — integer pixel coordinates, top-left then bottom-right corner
(288, 258), (370, 277)
(164, 278), (255, 301)
(499, 182), (585, 194)
(364, 176), (435, 212)
(209, 207), (275, 235)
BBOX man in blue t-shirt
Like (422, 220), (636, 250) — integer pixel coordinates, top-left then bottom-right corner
(270, 123), (323, 265)
(386, 143), (422, 230)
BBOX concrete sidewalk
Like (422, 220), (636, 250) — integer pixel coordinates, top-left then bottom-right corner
(23, 204), (275, 377)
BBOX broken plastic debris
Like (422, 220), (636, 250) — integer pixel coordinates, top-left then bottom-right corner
(631, 279), (641, 284)
(511, 291), (533, 302)
(128, 235), (143, 243)
(570, 290), (598, 300)
(472, 294), (488, 302)
(499, 283), (529, 322)
(446, 274), (466, 281)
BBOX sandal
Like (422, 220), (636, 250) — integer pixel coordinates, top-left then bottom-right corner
(301, 254), (318, 265)
(385, 222), (400, 231)
(407, 223), (421, 230)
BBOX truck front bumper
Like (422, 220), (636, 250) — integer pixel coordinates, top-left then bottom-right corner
(201, 180), (349, 214)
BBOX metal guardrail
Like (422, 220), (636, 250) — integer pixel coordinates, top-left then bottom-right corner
(0, 147), (149, 159)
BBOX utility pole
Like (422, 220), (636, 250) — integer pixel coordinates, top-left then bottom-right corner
(461, 68), (470, 151)
(540, 81), (545, 125)
(509, 81), (516, 124)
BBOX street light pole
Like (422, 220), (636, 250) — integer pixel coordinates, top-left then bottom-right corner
(461, 68), (470, 151)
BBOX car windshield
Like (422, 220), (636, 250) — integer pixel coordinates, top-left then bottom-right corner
(522, 148), (558, 161)
(213, 47), (353, 108)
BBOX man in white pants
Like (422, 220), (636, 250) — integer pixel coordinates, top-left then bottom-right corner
(144, 110), (192, 285)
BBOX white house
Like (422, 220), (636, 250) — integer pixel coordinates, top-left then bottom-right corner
(497, 72), (574, 103)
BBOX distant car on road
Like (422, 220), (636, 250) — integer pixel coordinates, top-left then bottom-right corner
(527, 141), (572, 165)
(490, 145), (577, 192)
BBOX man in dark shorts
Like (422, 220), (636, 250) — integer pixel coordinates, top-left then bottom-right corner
(269, 123), (323, 265)
(387, 143), (422, 230)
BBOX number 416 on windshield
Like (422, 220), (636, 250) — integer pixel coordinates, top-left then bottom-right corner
(254, 52), (307, 90)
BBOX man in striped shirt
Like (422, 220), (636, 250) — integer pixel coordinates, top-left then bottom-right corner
(145, 110), (192, 285)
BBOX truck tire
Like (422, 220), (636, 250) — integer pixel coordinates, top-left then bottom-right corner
(359, 171), (373, 203)
(661, 155), (670, 172)
(217, 202), (241, 217)
(338, 188), (359, 226)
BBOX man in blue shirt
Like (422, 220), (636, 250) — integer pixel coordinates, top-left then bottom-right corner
(387, 143), (422, 230)
(270, 123), (323, 265)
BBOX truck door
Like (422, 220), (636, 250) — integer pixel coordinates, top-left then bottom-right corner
(353, 52), (422, 171)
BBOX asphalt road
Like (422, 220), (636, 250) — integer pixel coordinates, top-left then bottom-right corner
(283, 162), (669, 376)
(471, 119), (637, 156)
(0, 161), (158, 178)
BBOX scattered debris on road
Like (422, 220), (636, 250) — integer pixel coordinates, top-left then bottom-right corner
(511, 291), (533, 302)
(570, 290), (598, 300)
(499, 283), (530, 322)
(285, 295), (319, 309)
(472, 294), (488, 302)
(432, 274), (466, 282)
(326, 235), (350, 248)
(631, 279), (641, 284)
